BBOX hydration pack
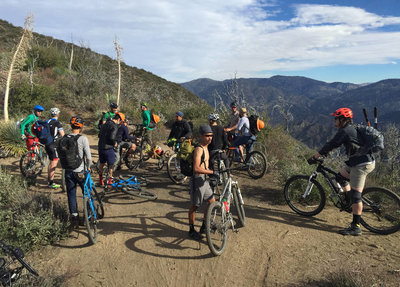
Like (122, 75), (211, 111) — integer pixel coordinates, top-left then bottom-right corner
(57, 134), (82, 170)
(32, 120), (53, 145)
(177, 140), (204, 176)
(249, 115), (265, 136)
(355, 124), (384, 154)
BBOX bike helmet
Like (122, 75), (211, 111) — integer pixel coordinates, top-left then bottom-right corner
(33, 105), (44, 111)
(116, 112), (125, 122)
(70, 116), (85, 128)
(141, 102), (148, 108)
(331, 108), (353, 119)
(110, 102), (118, 109)
(230, 102), (238, 108)
(50, 107), (60, 115)
(208, 113), (219, 121)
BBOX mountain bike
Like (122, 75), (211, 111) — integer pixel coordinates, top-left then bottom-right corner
(130, 124), (152, 163)
(226, 136), (267, 179)
(0, 240), (39, 286)
(83, 170), (105, 244)
(205, 169), (245, 256)
(19, 141), (48, 179)
(166, 139), (187, 184)
(283, 158), (400, 235)
(114, 140), (142, 171)
(104, 175), (157, 200)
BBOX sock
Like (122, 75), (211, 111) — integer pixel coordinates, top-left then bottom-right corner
(189, 224), (195, 232)
(352, 214), (361, 226)
(48, 180), (53, 185)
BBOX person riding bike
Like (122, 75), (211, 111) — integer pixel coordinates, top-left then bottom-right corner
(207, 113), (230, 170)
(312, 107), (376, 236)
(20, 105), (44, 151)
(46, 107), (65, 189)
(101, 102), (118, 125)
(231, 107), (252, 162)
(167, 111), (192, 146)
(115, 113), (137, 170)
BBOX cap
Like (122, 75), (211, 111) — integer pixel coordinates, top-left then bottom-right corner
(199, 125), (213, 135)
(175, 111), (184, 117)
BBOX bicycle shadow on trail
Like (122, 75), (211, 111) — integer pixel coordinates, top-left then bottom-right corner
(98, 213), (213, 260)
(244, 204), (340, 234)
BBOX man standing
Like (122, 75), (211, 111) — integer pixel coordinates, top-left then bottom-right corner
(20, 105), (44, 150)
(62, 116), (92, 227)
(98, 113), (121, 186)
(224, 102), (240, 139)
(115, 113), (137, 170)
(101, 102), (118, 125)
(140, 102), (153, 130)
(188, 125), (218, 240)
(46, 107), (65, 189)
(168, 111), (192, 144)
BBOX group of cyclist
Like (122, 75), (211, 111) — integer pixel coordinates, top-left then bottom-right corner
(19, 101), (374, 236)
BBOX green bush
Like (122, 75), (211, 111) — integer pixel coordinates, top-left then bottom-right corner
(26, 46), (65, 70)
(0, 120), (26, 157)
(0, 168), (69, 251)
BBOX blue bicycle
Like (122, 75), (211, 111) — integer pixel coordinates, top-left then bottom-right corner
(83, 170), (104, 244)
(105, 175), (157, 200)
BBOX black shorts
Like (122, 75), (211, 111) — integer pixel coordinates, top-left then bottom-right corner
(45, 143), (59, 161)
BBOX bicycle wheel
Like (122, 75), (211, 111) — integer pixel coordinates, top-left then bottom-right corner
(141, 139), (152, 161)
(246, 151), (267, 179)
(126, 149), (142, 170)
(360, 187), (400, 235)
(232, 184), (246, 227)
(92, 185), (105, 219)
(251, 141), (267, 156)
(283, 175), (326, 216)
(167, 154), (187, 184)
(122, 187), (157, 200)
(19, 151), (43, 179)
(83, 196), (98, 244)
(206, 201), (228, 256)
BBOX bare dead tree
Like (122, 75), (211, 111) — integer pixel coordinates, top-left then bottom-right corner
(114, 37), (122, 106)
(272, 96), (293, 133)
(3, 13), (34, 121)
(382, 123), (400, 170)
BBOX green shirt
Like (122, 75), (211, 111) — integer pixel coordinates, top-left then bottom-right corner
(102, 112), (116, 122)
(20, 113), (38, 137)
(142, 110), (153, 130)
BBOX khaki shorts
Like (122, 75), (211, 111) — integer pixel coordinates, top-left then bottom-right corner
(189, 175), (214, 207)
(344, 162), (375, 189)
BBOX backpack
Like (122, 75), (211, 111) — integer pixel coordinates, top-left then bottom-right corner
(57, 134), (82, 170)
(15, 118), (25, 130)
(355, 124), (384, 154)
(177, 140), (204, 176)
(32, 120), (53, 145)
(150, 113), (160, 124)
(249, 115), (265, 135)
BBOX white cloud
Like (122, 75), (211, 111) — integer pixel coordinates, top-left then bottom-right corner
(0, 1), (399, 82)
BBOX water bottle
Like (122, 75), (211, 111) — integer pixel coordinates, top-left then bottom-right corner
(331, 178), (343, 193)
(222, 198), (229, 212)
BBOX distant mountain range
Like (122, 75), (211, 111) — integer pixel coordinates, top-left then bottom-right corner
(181, 76), (400, 147)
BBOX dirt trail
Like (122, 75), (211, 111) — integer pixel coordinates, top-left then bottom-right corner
(3, 132), (400, 286)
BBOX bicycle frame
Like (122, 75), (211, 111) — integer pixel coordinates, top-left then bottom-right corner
(83, 171), (100, 221)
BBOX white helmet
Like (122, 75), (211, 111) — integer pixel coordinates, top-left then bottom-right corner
(50, 107), (60, 115)
(208, 113), (219, 121)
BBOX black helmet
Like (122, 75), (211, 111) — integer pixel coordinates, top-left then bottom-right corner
(110, 102), (118, 108)
(230, 102), (238, 108)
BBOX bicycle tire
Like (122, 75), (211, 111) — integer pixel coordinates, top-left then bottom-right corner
(167, 154), (187, 184)
(284, 175), (326, 216)
(360, 187), (400, 235)
(251, 141), (267, 156)
(206, 201), (228, 256)
(232, 184), (246, 227)
(212, 160), (228, 198)
(83, 196), (98, 244)
(92, 185), (105, 219)
(141, 138), (152, 161)
(126, 149), (142, 170)
(19, 151), (43, 179)
(246, 150), (267, 179)
(122, 187), (157, 200)
(157, 157), (165, 170)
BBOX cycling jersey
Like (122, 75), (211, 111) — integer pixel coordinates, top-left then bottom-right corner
(47, 118), (63, 140)
(20, 113), (38, 137)
(142, 110), (152, 130)
(102, 112), (116, 122)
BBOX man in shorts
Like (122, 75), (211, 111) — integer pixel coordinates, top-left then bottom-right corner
(188, 125), (218, 240)
(46, 107), (65, 189)
(115, 113), (137, 170)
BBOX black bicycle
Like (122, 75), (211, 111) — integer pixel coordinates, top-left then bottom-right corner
(283, 158), (400, 235)
(0, 240), (39, 286)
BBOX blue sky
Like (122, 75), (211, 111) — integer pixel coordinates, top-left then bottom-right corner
(0, 0), (399, 84)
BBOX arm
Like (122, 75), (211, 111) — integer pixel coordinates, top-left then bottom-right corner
(142, 111), (151, 128)
(109, 125), (119, 146)
(20, 114), (34, 136)
(317, 129), (347, 157)
(82, 136), (92, 169)
(123, 126), (136, 141)
(183, 121), (192, 139)
(193, 147), (213, 175)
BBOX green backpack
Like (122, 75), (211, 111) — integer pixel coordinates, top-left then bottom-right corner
(177, 140), (204, 176)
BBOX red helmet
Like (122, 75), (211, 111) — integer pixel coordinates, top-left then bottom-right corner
(154, 146), (163, 155)
(330, 108), (353, 119)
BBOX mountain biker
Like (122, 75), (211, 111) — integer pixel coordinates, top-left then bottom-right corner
(98, 113), (121, 186)
(207, 113), (230, 170)
(101, 102), (118, 125)
(224, 101), (240, 139)
(167, 111), (192, 145)
(231, 107), (252, 161)
(188, 125), (217, 240)
(20, 105), (44, 151)
(312, 107), (375, 236)
(64, 116), (92, 227)
(115, 113), (137, 170)
(46, 107), (65, 189)
(140, 102), (153, 131)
